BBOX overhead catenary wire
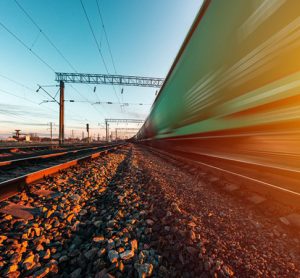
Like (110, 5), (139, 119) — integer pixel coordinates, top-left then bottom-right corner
(3, 0), (142, 129)
(0, 73), (34, 91)
(14, 0), (143, 119)
(0, 21), (55, 72)
(80, 0), (121, 105)
(69, 84), (107, 118)
(93, 101), (151, 106)
(0, 88), (86, 124)
(95, 0), (117, 75)
(95, 0), (124, 106)
(80, 0), (110, 74)
(0, 88), (58, 125)
(13, 0), (108, 119)
(14, 0), (77, 73)
(96, 0), (128, 105)
(0, 73), (52, 105)
(0, 88), (57, 113)
(0, 8), (109, 135)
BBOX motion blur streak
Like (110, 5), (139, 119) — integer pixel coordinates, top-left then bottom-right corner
(136, 1), (300, 196)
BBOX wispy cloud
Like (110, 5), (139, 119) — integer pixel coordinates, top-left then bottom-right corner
(0, 103), (53, 118)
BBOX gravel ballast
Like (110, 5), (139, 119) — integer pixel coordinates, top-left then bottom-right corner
(0, 145), (299, 277)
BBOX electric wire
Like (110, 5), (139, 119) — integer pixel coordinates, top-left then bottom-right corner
(0, 73), (34, 91)
(69, 84), (107, 118)
(0, 88), (57, 113)
(14, 0), (78, 73)
(0, 21), (55, 72)
(0, 89), (57, 126)
(2, 1), (137, 132)
(80, 0), (121, 105)
(95, 0), (124, 107)
(95, 0), (117, 75)
(0, 35), (99, 134)
(14, 0), (107, 119)
(14, 0), (139, 119)
(80, 0), (110, 74)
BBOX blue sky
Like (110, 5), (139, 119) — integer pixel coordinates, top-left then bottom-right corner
(0, 0), (203, 139)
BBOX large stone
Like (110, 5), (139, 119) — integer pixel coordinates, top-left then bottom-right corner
(0, 235), (7, 244)
(43, 249), (51, 260)
(222, 265), (234, 277)
(120, 249), (134, 260)
(108, 250), (119, 263)
(107, 220), (116, 228)
(22, 253), (36, 270)
(70, 268), (82, 278)
(0, 202), (40, 220)
(47, 259), (59, 274)
(94, 220), (103, 228)
(171, 202), (181, 213)
(10, 253), (22, 264)
(224, 184), (239, 192)
(95, 268), (107, 278)
(5, 263), (18, 274)
(45, 210), (54, 218)
(131, 239), (138, 252)
(66, 214), (75, 224)
(98, 248), (106, 257)
(33, 267), (50, 278)
(59, 255), (69, 263)
(107, 239), (115, 250)
(247, 194), (266, 205)
(93, 235), (105, 243)
(146, 219), (155, 226)
(279, 217), (290, 225)
(84, 248), (98, 260)
(135, 263), (153, 278)
(33, 190), (62, 199)
(286, 213), (300, 228)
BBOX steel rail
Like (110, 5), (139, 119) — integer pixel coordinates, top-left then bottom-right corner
(0, 145), (57, 154)
(0, 142), (105, 149)
(142, 145), (300, 209)
(0, 145), (115, 167)
(0, 144), (124, 201)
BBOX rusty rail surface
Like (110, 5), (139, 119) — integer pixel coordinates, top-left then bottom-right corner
(0, 144), (124, 201)
(0, 144), (116, 167)
(142, 145), (300, 210)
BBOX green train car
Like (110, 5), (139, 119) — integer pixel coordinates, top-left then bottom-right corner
(137, 0), (300, 194)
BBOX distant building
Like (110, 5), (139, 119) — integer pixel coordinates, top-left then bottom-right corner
(5, 137), (17, 142)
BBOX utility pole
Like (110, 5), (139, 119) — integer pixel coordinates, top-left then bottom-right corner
(49, 122), (53, 143)
(82, 131), (84, 141)
(15, 130), (21, 141)
(105, 121), (109, 142)
(59, 81), (64, 145)
(86, 123), (90, 143)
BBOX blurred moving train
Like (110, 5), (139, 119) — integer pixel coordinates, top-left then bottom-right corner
(136, 0), (300, 197)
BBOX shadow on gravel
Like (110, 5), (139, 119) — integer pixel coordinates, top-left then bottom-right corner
(133, 146), (300, 278)
(136, 167), (213, 278)
(55, 147), (237, 278)
(55, 148), (138, 277)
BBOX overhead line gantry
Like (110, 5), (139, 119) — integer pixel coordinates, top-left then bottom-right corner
(55, 72), (164, 88)
(104, 118), (144, 141)
(56, 73), (163, 145)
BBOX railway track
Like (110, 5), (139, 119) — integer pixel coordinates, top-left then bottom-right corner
(0, 143), (125, 201)
(0, 144), (299, 277)
(0, 143), (107, 161)
(141, 144), (300, 209)
(0, 144), (117, 167)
